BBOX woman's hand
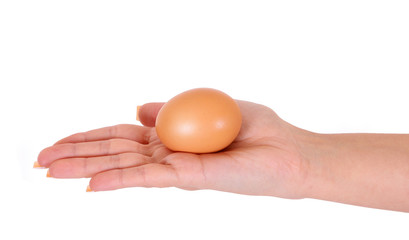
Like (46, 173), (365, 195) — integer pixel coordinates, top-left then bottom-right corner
(37, 101), (311, 198)
(37, 99), (409, 212)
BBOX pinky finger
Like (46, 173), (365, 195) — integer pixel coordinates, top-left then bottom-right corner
(88, 164), (180, 191)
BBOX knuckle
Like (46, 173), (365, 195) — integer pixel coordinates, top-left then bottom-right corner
(79, 132), (87, 142)
(135, 167), (147, 187)
(99, 140), (112, 155)
(70, 143), (77, 156)
(109, 125), (118, 138)
(83, 157), (88, 175)
(109, 154), (121, 169)
(117, 169), (125, 188)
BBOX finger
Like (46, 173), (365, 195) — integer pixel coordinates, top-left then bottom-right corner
(54, 124), (151, 145)
(89, 163), (179, 191)
(137, 102), (165, 127)
(38, 139), (148, 167)
(48, 153), (151, 178)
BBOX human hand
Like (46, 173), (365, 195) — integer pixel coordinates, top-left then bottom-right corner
(37, 100), (311, 198)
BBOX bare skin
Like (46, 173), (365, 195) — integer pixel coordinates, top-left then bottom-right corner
(37, 101), (409, 212)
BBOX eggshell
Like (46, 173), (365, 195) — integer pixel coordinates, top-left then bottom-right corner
(155, 88), (242, 153)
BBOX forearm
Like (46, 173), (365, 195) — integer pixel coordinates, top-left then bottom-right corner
(299, 131), (409, 212)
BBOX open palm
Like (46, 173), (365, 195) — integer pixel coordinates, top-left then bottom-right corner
(38, 100), (309, 198)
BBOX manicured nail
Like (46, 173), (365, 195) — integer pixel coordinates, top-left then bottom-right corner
(136, 105), (141, 121)
(86, 185), (93, 192)
(33, 161), (44, 168)
(46, 170), (52, 178)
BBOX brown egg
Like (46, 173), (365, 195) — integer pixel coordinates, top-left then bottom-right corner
(155, 88), (242, 153)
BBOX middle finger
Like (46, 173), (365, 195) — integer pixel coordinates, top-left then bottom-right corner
(38, 139), (149, 167)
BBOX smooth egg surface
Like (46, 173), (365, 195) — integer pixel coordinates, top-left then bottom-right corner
(155, 88), (242, 153)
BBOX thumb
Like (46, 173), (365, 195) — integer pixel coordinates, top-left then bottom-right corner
(137, 102), (165, 127)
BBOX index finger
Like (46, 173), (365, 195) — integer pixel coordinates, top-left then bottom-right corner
(54, 124), (152, 145)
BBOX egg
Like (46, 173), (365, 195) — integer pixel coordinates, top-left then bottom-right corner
(155, 88), (242, 153)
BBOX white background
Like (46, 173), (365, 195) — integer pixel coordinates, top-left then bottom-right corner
(1, 0), (408, 239)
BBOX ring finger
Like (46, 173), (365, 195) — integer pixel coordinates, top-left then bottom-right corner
(48, 152), (151, 178)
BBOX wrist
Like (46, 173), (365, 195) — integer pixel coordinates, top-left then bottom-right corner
(291, 128), (334, 200)
(293, 130), (409, 211)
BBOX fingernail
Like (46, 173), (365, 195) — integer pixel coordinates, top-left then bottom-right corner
(46, 170), (52, 178)
(86, 185), (93, 192)
(33, 161), (44, 169)
(136, 105), (141, 121)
